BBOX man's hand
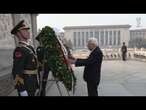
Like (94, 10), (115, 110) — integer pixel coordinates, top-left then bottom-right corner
(67, 58), (77, 64)
(15, 75), (24, 85)
(68, 55), (76, 60)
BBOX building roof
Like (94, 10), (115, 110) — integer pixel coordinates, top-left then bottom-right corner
(130, 27), (146, 31)
(63, 24), (131, 30)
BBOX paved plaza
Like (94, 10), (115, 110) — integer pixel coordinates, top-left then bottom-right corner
(99, 60), (146, 96)
(8, 60), (146, 96)
(44, 60), (146, 96)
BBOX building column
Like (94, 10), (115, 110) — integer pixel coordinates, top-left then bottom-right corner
(31, 14), (38, 49)
(75, 36), (77, 49)
(99, 31), (101, 47)
(84, 32), (86, 48)
(112, 30), (114, 46)
(97, 31), (100, 45)
(81, 32), (83, 48)
(105, 31), (108, 47)
(82, 35), (83, 48)
(79, 35), (81, 48)
(80, 36), (82, 48)
(116, 31), (118, 46)
(80, 32), (83, 48)
(75, 36), (77, 48)
(73, 36), (75, 49)
(107, 31), (110, 46)
(86, 32), (88, 48)
(76, 34), (78, 49)
(103, 31), (105, 46)
(115, 34), (116, 46)
(78, 34), (80, 48)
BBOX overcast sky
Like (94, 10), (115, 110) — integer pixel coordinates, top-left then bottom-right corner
(37, 14), (146, 32)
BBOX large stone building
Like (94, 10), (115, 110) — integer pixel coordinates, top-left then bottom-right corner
(63, 25), (131, 49)
(130, 28), (146, 40)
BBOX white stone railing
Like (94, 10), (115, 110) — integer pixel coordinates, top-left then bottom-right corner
(134, 48), (146, 56)
(103, 48), (146, 61)
(72, 48), (146, 61)
(102, 48), (134, 60)
(132, 48), (146, 61)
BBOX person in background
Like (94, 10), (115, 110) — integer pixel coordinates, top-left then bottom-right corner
(121, 42), (127, 61)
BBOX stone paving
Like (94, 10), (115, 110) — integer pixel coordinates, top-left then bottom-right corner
(99, 60), (146, 96)
(46, 60), (146, 96)
(8, 60), (146, 96)
(0, 49), (14, 96)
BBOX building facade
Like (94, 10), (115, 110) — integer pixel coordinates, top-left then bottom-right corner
(130, 28), (146, 40)
(63, 25), (131, 49)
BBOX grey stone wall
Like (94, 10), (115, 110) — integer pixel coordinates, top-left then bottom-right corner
(0, 14), (15, 49)
(0, 73), (14, 96)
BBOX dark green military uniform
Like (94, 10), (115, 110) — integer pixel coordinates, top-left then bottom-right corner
(121, 42), (127, 61)
(11, 20), (39, 96)
(12, 41), (39, 96)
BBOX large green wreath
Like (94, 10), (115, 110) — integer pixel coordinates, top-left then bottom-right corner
(36, 26), (76, 92)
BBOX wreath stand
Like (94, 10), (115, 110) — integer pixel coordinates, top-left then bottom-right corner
(38, 70), (71, 96)
(47, 77), (71, 96)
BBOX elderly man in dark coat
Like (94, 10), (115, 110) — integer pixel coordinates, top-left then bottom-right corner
(68, 38), (103, 96)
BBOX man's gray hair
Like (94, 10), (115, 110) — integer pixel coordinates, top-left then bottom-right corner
(88, 38), (98, 46)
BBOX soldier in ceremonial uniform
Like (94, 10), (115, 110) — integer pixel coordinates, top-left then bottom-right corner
(11, 20), (39, 96)
(121, 42), (127, 61)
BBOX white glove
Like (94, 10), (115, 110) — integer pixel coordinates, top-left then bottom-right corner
(20, 90), (28, 96)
